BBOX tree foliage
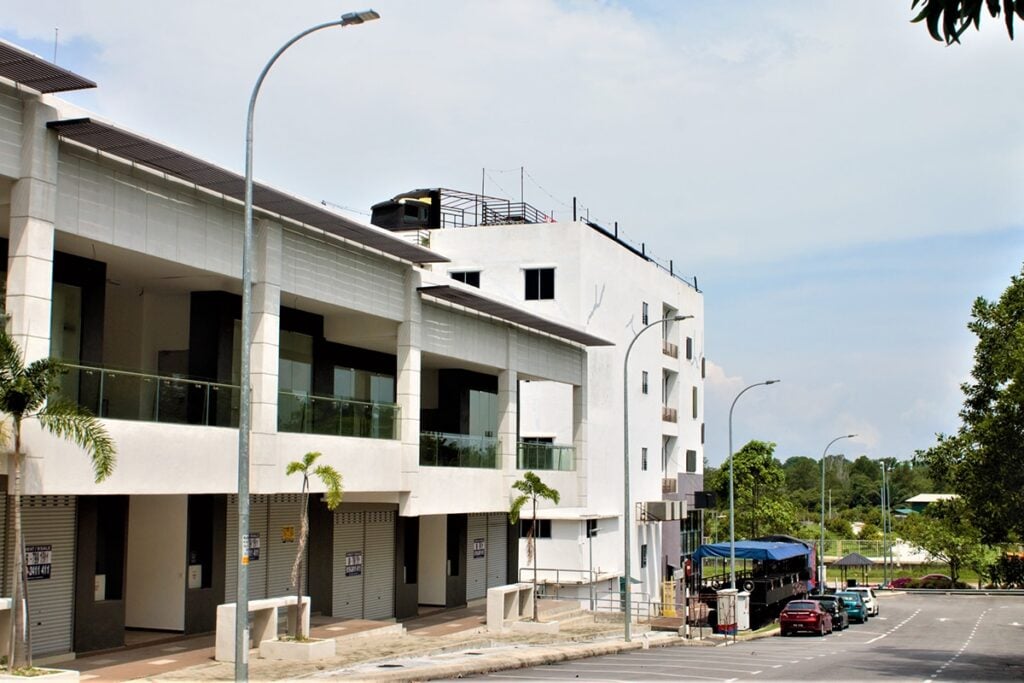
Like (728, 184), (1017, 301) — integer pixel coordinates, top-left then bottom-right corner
(912, 0), (1023, 43)
(918, 265), (1024, 543)
(707, 440), (798, 537)
(897, 498), (993, 584)
(509, 471), (559, 621)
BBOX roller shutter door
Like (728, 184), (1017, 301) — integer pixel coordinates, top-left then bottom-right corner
(465, 514), (488, 600)
(362, 511), (395, 620)
(486, 514), (508, 589)
(225, 495), (270, 601)
(266, 495), (303, 598)
(23, 496), (76, 657)
(332, 512), (364, 618)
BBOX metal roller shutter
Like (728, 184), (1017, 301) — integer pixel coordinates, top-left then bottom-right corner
(486, 514), (508, 589)
(332, 512), (364, 618)
(362, 511), (395, 620)
(466, 514), (488, 600)
(225, 495), (270, 601)
(23, 496), (76, 657)
(266, 495), (303, 598)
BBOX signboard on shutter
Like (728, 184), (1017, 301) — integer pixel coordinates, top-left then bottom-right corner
(27, 544), (52, 581)
(281, 526), (295, 543)
(473, 537), (486, 559)
(246, 533), (261, 561)
(345, 550), (363, 577)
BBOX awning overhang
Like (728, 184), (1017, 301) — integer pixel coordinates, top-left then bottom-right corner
(46, 117), (448, 265)
(418, 285), (613, 348)
(0, 40), (96, 93)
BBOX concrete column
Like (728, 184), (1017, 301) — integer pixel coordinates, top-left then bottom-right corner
(6, 100), (58, 363)
(573, 354), (588, 508)
(498, 328), (518, 490)
(397, 269), (422, 503)
(249, 219), (282, 436)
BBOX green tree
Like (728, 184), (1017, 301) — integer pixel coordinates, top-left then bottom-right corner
(897, 498), (989, 584)
(912, 0), (1022, 43)
(0, 330), (115, 671)
(509, 471), (560, 621)
(918, 265), (1024, 543)
(285, 451), (342, 638)
(707, 441), (798, 538)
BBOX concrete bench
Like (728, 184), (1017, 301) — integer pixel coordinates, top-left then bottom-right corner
(215, 595), (310, 662)
(486, 583), (535, 631)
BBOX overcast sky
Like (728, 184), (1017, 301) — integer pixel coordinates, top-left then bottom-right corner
(3, 1), (1021, 466)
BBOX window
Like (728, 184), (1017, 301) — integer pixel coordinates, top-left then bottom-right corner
(686, 449), (697, 473)
(641, 447), (648, 471)
(524, 268), (555, 300)
(642, 371), (649, 395)
(642, 302), (649, 325)
(520, 519), (552, 539)
(586, 519), (599, 538)
(451, 270), (480, 288)
(686, 337), (693, 360)
(640, 543), (648, 569)
(701, 422), (705, 444)
(692, 386), (699, 419)
(701, 357), (706, 379)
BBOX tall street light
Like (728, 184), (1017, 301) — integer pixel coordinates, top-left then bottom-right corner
(819, 434), (855, 594)
(728, 380), (779, 590)
(623, 314), (692, 642)
(236, 10), (380, 679)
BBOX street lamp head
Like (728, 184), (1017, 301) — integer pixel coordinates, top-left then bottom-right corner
(673, 314), (694, 321)
(847, 433), (857, 438)
(765, 379), (780, 385)
(340, 9), (381, 26)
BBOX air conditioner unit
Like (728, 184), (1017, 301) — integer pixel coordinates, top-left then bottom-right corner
(642, 501), (670, 521)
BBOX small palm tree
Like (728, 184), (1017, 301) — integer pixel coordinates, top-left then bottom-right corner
(285, 451), (342, 638)
(0, 329), (115, 671)
(509, 471), (560, 621)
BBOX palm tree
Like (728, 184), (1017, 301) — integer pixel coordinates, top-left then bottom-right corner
(509, 471), (560, 621)
(0, 329), (115, 672)
(285, 451), (342, 638)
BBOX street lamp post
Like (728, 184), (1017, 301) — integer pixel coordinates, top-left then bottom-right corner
(727, 380), (779, 590)
(236, 10), (379, 679)
(819, 434), (856, 594)
(623, 314), (692, 642)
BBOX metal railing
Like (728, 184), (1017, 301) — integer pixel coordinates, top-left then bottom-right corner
(662, 478), (678, 494)
(278, 391), (400, 440)
(662, 406), (678, 423)
(420, 431), (500, 468)
(662, 340), (679, 358)
(517, 442), (575, 471)
(59, 363), (239, 427)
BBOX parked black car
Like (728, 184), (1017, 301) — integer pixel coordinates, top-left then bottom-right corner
(807, 594), (850, 630)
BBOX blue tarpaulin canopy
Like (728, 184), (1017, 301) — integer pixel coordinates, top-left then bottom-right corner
(692, 540), (810, 563)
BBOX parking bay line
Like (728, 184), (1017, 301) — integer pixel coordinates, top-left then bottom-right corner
(543, 659), (760, 676)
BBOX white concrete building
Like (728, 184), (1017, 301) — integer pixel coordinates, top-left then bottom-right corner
(0, 41), (705, 660)
(369, 188), (707, 608)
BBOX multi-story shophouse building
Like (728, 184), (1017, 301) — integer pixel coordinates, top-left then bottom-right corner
(0, 41), (703, 661)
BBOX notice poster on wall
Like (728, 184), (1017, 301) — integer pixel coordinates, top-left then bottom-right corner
(245, 533), (261, 561)
(281, 526), (295, 543)
(345, 551), (363, 577)
(26, 545), (52, 581)
(473, 537), (486, 559)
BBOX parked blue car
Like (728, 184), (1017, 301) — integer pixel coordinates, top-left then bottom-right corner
(835, 591), (867, 624)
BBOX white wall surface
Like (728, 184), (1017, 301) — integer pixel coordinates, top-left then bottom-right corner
(125, 494), (187, 631)
(0, 87), (22, 179)
(418, 515), (446, 606)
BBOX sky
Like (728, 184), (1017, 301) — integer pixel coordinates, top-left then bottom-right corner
(2, 1), (1021, 466)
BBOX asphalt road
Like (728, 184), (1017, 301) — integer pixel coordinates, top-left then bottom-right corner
(479, 593), (1024, 681)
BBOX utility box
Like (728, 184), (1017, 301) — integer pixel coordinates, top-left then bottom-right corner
(716, 588), (738, 634)
(736, 591), (751, 631)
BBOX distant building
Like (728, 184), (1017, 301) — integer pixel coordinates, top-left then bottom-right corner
(901, 493), (960, 514)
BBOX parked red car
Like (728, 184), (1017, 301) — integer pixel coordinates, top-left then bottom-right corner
(780, 600), (833, 637)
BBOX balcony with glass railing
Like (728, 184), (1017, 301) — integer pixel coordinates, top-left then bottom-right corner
(59, 363), (239, 427)
(278, 391), (400, 440)
(419, 432), (500, 468)
(517, 442), (575, 471)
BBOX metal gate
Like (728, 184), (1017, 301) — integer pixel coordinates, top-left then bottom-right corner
(486, 514), (508, 589)
(266, 495), (303, 598)
(23, 496), (76, 657)
(362, 510), (395, 620)
(225, 495), (270, 601)
(333, 511), (364, 618)
(465, 514), (488, 600)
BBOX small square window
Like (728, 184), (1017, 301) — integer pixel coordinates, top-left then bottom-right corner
(586, 519), (598, 538)
(451, 271), (480, 288)
(640, 543), (648, 569)
(642, 371), (649, 395)
(520, 519), (551, 539)
(642, 302), (649, 325)
(524, 268), (555, 300)
(686, 449), (697, 473)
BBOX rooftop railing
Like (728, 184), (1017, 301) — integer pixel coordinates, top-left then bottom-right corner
(278, 391), (400, 440)
(517, 442), (575, 471)
(420, 431), (500, 469)
(59, 363), (238, 427)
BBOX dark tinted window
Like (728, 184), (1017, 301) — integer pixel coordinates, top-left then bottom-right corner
(524, 268), (555, 300)
(451, 271), (481, 288)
